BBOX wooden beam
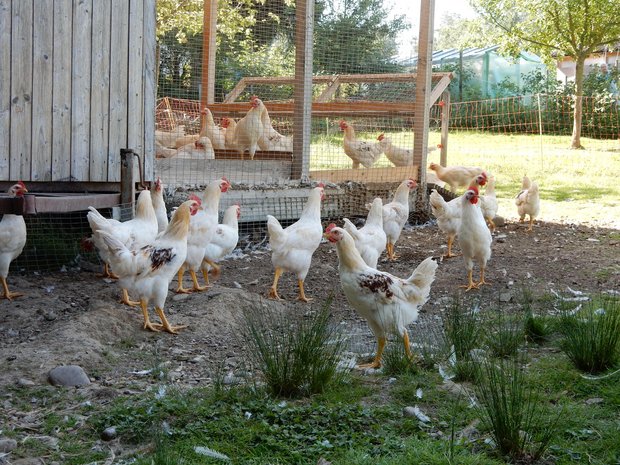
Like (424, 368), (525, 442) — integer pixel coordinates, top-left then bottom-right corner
(440, 90), (450, 166)
(309, 166), (418, 184)
(223, 77), (249, 103)
(429, 73), (452, 105)
(292, 0), (314, 180)
(413, 0), (435, 194)
(201, 0), (217, 106)
(315, 75), (341, 103)
(206, 101), (418, 117)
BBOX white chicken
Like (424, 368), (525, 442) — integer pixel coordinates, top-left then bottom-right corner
(257, 99), (293, 152)
(233, 95), (265, 159)
(377, 134), (437, 167)
(96, 199), (200, 334)
(151, 177), (169, 234)
(381, 178), (417, 260)
(342, 197), (386, 269)
(155, 140), (178, 159)
(429, 162), (484, 193)
(339, 120), (384, 169)
(480, 175), (499, 232)
(0, 182), (28, 300)
(175, 136), (215, 160)
(515, 175), (540, 232)
(267, 185), (324, 302)
(201, 204), (241, 285)
(456, 186), (492, 291)
(429, 172), (488, 258)
(87, 189), (159, 305)
(155, 125), (186, 149)
(199, 107), (226, 150)
(324, 224), (437, 368)
(221, 117), (237, 150)
(177, 178), (231, 293)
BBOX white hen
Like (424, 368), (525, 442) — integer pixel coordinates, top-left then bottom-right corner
(201, 204), (241, 284)
(377, 134), (437, 167)
(343, 197), (386, 269)
(96, 200), (200, 334)
(456, 186), (492, 291)
(339, 120), (384, 169)
(176, 178), (231, 293)
(515, 176), (540, 232)
(151, 177), (169, 234)
(233, 95), (265, 159)
(221, 117), (237, 150)
(87, 189), (159, 305)
(0, 182), (28, 300)
(480, 175), (499, 232)
(199, 107), (226, 150)
(258, 99), (293, 152)
(382, 179), (417, 260)
(267, 185), (324, 302)
(325, 224), (437, 368)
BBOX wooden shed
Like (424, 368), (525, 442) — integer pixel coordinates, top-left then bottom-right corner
(0, 0), (156, 212)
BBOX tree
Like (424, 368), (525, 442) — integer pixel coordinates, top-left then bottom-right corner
(435, 13), (497, 51)
(472, 0), (620, 149)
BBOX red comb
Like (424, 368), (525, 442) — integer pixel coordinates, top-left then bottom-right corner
(468, 185), (479, 195)
(317, 182), (325, 188)
(222, 176), (230, 184)
(325, 223), (337, 233)
(189, 194), (202, 204)
(18, 181), (26, 188)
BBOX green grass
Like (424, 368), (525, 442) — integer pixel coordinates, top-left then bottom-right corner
(309, 129), (620, 226)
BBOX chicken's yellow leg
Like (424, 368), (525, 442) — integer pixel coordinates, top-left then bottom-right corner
(203, 259), (221, 279)
(189, 270), (208, 292)
(402, 331), (413, 359)
(201, 267), (211, 286)
(387, 242), (398, 261)
(460, 270), (477, 291)
(176, 265), (192, 294)
(297, 279), (312, 303)
(358, 337), (386, 369)
(268, 267), (283, 300)
(120, 288), (140, 307)
(0, 277), (22, 301)
(527, 216), (534, 232)
(155, 306), (187, 334)
(140, 298), (161, 332)
(487, 218), (496, 233)
(98, 263), (119, 280)
(477, 266), (491, 287)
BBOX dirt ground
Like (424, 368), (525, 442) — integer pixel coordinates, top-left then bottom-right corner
(1, 216), (619, 394)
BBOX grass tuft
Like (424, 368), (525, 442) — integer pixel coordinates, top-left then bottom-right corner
(558, 295), (620, 374)
(242, 298), (346, 398)
(381, 335), (419, 376)
(474, 353), (561, 462)
(444, 298), (482, 382)
(485, 311), (524, 359)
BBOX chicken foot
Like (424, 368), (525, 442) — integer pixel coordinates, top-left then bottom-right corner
(120, 289), (140, 307)
(443, 236), (460, 258)
(296, 279), (312, 303)
(460, 270), (478, 291)
(0, 277), (23, 301)
(155, 306), (187, 334)
(98, 263), (119, 280)
(527, 217), (535, 232)
(189, 270), (209, 292)
(476, 267), (491, 287)
(176, 266), (194, 294)
(358, 337), (386, 369)
(200, 259), (221, 286)
(140, 299), (161, 332)
(386, 242), (399, 261)
(268, 267), (283, 300)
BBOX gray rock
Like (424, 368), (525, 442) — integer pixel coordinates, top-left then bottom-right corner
(17, 378), (35, 387)
(172, 293), (190, 301)
(48, 365), (91, 387)
(101, 426), (117, 441)
(0, 438), (17, 453)
(9, 459), (44, 465)
(493, 215), (505, 227)
(585, 397), (604, 405)
(499, 292), (513, 303)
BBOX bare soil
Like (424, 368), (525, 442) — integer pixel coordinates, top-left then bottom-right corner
(1, 218), (618, 393)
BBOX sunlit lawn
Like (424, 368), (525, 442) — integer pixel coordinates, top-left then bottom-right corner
(310, 130), (620, 228)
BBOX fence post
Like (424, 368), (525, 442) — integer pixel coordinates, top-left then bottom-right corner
(292, 0), (314, 181)
(120, 148), (135, 221)
(440, 90), (450, 167)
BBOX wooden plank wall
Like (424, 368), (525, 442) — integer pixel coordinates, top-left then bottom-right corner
(0, 0), (156, 185)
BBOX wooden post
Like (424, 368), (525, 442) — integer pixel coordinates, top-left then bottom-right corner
(201, 0), (217, 107)
(413, 0), (435, 200)
(440, 90), (450, 167)
(292, 0), (314, 180)
(120, 148), (135, 220)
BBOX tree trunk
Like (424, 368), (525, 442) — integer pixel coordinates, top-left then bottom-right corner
(571, 55), (586, 149)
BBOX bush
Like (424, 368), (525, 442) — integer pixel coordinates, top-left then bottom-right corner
(242, 300), (346, 398)
(559, 296), (620, 374)
(474, 354), (561, 461)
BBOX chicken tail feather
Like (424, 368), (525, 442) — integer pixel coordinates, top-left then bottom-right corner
(406, 257), (438, 296)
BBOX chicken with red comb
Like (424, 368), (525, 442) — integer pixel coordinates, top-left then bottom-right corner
(0, 182), (28, 300)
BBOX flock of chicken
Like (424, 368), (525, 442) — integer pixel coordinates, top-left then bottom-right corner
(155, 96), (292, 160)
(0, 160), (540, 368)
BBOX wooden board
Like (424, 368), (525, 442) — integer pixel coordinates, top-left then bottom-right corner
(51, 0), (72, 182)
(309, 165), (418, 184)
(155, 158), (292, 187)
(0, 0), (10, 179)
(214, 149), (293, 161)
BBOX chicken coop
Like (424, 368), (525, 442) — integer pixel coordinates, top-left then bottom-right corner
(0, 0), (444, 269)
(0, 0), (156, 269)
